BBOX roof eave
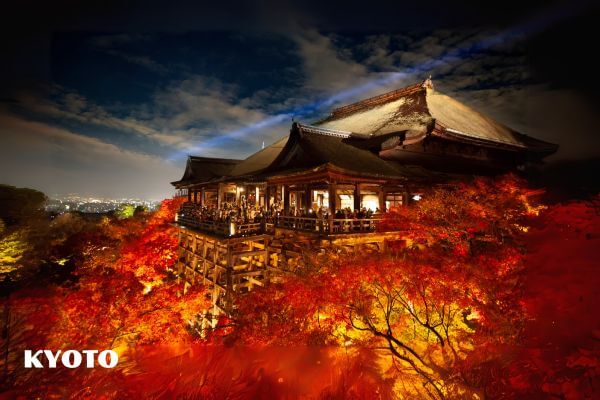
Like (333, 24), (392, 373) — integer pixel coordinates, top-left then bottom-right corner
(433, 126), (528, 151)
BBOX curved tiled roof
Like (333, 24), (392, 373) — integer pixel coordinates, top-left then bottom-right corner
(229, 136), (288, 177)
(261, 123), (428, 180)
(317, 80), (557, 152)
(172, 156), (241, 186)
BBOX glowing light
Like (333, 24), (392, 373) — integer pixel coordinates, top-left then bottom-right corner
(361, 194), (379, 211)
(466, 309), (481, 321)
(412, 194), (422, 201)
(143, 282), (153, 295)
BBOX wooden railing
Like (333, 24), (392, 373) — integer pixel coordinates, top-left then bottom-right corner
(329, 218), (380, 233)
(275, 216), (380, 234)
(177, 213), (264, 237)
(233, 222), (264, 236)
(177, 209), (381, 237)
(275, 216), (326, 233)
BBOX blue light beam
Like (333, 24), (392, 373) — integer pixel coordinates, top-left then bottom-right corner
(169, 0), (591, 161)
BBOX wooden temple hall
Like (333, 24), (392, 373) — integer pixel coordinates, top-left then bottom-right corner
(171, 78), (557, 320)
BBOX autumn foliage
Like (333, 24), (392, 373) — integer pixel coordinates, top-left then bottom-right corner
(232, 176), (534, 398)
(1, 197), (211, 396)
(1, 178), (598, 399)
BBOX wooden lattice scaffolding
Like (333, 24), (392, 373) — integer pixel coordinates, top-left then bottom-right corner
(176, 226), (402, 328)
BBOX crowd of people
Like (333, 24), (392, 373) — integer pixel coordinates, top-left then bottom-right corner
(179, 201), (279, 225)
(179, 199), (381, 227)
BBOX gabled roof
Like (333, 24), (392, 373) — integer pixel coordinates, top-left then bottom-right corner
(171, 156), (241, 186)
(229, 136), (289, 177)
(259, 123), (425, 180)
(316, 79), (557, 154)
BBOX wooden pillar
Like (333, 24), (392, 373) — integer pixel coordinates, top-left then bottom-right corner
(187, 188), (192, 202)
(283, 185), (289, 214)
(217, 183), (223, 209)
(264, 237), (270, 281)
(328, 183), (337, 212)
(353, 183), (361, 211)
(224, 244), (233, 313)
(211, 241), (220, 327)
(200, 188), (205, 207)
(379, 189), (386, 212)
(328, 182), (336, 234)
(193, 189), (198, 203)
(304, 184), (311, 213)
(265, 186), (271, 208)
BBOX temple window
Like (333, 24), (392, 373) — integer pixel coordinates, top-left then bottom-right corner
(385, 193), (403, 209)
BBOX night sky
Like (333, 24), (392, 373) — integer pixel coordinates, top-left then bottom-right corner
(1, 0), (599, 200)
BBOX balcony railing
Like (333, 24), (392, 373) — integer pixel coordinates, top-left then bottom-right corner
(176, 211), (381, 237)
(177, 214), (265, 237)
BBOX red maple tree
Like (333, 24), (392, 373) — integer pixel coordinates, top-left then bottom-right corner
(2, 179), (598, 399)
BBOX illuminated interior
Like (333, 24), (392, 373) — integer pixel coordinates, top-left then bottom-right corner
(361, 194), (379, 211)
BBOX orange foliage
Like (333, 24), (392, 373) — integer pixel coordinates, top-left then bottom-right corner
(234, 176), (539, 398)
(2, 182), (599, 399)
(118, 197), (185, 286)
(507, 197), (600, 398)
(52, 197), (209, 348)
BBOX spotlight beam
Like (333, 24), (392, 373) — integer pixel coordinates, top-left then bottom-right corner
(169, 0), (590, 161)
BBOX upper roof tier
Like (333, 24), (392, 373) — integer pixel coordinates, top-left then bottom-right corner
(172, 78), (558, 187)
(316, 78), (557, 152)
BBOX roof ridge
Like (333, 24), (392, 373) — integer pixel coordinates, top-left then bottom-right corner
(189, 156), (242, 163)
(324, 81), (426, 121)
(297, 123), (353, 138)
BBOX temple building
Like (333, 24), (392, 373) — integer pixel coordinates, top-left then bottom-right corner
(172, 78), (556, 235)
(171, 78), (557, 322)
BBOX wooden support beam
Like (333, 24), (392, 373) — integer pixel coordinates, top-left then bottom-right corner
(232, 270), (265, 277)
(246, 277), (264, 287)
(265, 185), (271, 208)
(354, 183), (361, 211)
(217, 183), (223, 209)
(255, 186), (260, 209)
(178, 219), (400, 325)
(214, 283), (227, 292)
(283, 185), (289, 214)
(328, 182), (337, 212)
(328, 182), (336, 233)
(304, 184), (311, 213)
(224, 245), (234, 312)
(232, 249), (267, 257)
